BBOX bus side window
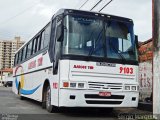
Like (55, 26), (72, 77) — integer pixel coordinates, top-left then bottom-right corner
(14, 54), (17, 66)
(26, 42), (32, 58)
(31, 39), (36, 55)
(48, 19), (56, 62)
(18, 50), (22, 64)
(34, 38), (38, 53)
(37, 36), (41, 51)
(40, 31), (45, 50)
(21, 48), (24, 61)
(43, 24), (51, 48)
(17, 52), (19, 64)
(22, 46), (27, 61)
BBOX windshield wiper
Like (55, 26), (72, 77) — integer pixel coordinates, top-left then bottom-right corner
(108, 39), (126, 63)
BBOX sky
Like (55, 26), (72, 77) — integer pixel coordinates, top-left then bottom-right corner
(0, 0), (152, 42)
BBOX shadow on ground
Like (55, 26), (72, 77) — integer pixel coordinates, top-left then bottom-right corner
(21, 97), (117, 118)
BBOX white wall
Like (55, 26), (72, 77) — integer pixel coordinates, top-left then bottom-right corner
(139, 61), (152, 101)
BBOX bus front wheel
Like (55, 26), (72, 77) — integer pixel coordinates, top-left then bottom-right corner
(45, 86), (59, 113)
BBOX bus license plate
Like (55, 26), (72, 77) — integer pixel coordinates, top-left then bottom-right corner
(99, 92), (111, 97)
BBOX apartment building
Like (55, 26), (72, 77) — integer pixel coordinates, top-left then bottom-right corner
(0, 37), (25, 69)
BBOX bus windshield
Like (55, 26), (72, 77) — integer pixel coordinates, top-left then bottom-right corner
(62, 14), (138, 62)
(105, 20), (137, 61)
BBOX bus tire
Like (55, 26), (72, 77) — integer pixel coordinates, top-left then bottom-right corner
(46, 86), (59, 113)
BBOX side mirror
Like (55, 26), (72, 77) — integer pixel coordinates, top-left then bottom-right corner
(56, 20), (63, 42)
(135, 35), (138, 48)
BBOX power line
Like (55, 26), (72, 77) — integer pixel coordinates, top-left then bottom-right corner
(79, 0), (89, 9)
(0, 0), (42, 26)
(99, 0), (113, 12)
(90, 0), (103, 11)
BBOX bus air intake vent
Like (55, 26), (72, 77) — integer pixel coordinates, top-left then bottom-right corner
(84, 94), (124, 105)
(88, 82), (123, 91)
(85, 100), (122, 105)
(85, 94), (124, 99)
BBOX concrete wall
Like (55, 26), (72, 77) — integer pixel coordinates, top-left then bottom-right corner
(139, 61), (152, 102)
(138, 38), (152, 102)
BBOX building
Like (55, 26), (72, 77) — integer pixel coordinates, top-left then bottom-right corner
(0, 37), (25, 69)
(138, 38), (153, 102)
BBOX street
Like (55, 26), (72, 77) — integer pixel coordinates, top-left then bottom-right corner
(0, 87), (151, 120)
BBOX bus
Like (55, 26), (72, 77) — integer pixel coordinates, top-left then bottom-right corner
(12, 9), (139, 113)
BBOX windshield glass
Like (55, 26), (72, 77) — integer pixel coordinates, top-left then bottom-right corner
(106, 20), (137, 61)
(62, 14), (138, 62)
(63, 15), (105, 57)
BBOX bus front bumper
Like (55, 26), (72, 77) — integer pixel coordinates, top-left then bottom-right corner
(58, 89), (139, 108)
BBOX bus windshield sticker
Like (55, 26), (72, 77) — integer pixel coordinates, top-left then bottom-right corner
(96, 62), (116, 67)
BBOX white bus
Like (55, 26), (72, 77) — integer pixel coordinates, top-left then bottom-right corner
(12, 9), (139, 113)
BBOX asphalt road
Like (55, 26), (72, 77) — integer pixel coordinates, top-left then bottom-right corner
(0, 87), (151, 120)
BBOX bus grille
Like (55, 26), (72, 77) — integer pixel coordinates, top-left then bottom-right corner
(86, 100), (122, 104)
(85, 94), (124, 105)
(85, 94), (124, 99)
(88, 82), (123, 91)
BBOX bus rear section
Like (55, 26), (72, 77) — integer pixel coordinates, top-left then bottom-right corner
(58, 60), (139, 108)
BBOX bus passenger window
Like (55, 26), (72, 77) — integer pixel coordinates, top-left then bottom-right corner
(18, 50), (22, 63)
(31, 39), (36, 55)
(21, 49), (24, 61)
(34, 38), (38, 53)
(37, 36), (41, 51)
(22, 46), (27, 61)
(26, 42), (32, 58)
(17, 52), (19, 64)
(43, 24), (51, 48)
(14, 54), (18, 66)
(40, 31), (45, 50)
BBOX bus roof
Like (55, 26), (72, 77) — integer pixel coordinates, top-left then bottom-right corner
(53, 9), (133, 24)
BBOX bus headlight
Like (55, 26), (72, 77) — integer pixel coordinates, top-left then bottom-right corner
(78, 83), (85, 88)
(70, 83), (76, 88)
(125, 86), (130, 90)
(63, 81), (86, 89)
(131, 86), (136, 91)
